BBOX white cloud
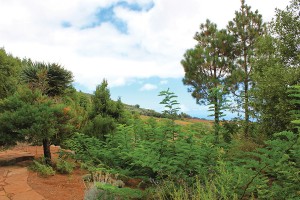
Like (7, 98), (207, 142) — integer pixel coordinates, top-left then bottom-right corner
(160, 80), (168, 85)
(0, 0), (290, 91)
(179, 104), (189, 112)
(140, 83), (157, 91)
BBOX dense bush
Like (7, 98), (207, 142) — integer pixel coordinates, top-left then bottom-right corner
(29, 160), (56, 177)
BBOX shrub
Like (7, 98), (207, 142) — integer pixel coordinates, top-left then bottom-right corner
(150, 178), (239, 200)
(97, 183), (144, 199)
(29, 160), (55, 177)
(84, 183), (144, 200)
(56, 158), (75, 174)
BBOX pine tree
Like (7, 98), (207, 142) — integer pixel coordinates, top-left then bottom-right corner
(84, 79), (126, 141)
(181, 19), (233, 142)
(227, 0), (266, 137)
(0, 88), (75, 165)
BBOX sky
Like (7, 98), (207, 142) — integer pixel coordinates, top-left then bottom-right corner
(0, 0), (290, 119)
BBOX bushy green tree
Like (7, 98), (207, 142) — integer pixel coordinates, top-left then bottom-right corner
(252, 0), (300, 136)
(0, 88), (75, 164)
(84, 79), (126, 141)
(252, 35), (300, 136)
(18, 61), (75, 164)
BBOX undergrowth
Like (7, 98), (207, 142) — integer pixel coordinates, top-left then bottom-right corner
(29, 159), (55, 177)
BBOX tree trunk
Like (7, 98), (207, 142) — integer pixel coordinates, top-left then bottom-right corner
(214, 96), (220, 143)
(244, 51), (249, 138)
(244, 80), (249, 138)
(42, 138), (52, 165)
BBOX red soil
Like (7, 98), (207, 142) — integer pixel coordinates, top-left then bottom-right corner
(10, 145), (87, 200)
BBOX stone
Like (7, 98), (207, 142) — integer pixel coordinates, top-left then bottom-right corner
(0, 190), (6, 196)
(4, 182), (31, 194)
(5, 174), (28, 184)
(0, 196), (10, 200)
(12, 190), (45, 200)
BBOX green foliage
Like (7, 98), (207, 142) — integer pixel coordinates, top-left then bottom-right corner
(181, 20), (233, 136)
(181, 20), (233, 105)
(233, 131), (300, 199)
(152, 130), (299, 199)
(252, 10), (300, 136)
(158, 88), (180, 119)
(29, 159), (56, 177)
(0, 87), (36, 145)
(94, 183), (144, 200)
(227, 0), (266, 137)
(0, 87), (75, 163)
(0, 48), (22, 99)
(21, 61), (73, 97)
(56, 158), (75, 174)
(124, 104), (163, 118)
(84, 79), (126, 141)
(289, 85), (300, 129)
(270, 0), (300, 66)
(66, 133), (104, 166)
(83, 115), (117, 141)
(116, 119), (219, 181)
(207, 87), (228, 119)
(252, 48), (297, 135)
(207, 87), (230, 142)
(151, 178), (239, 200)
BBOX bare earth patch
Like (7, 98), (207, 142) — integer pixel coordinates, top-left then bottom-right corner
(27, 168), (86, 200)
(5, 145), (87, 200)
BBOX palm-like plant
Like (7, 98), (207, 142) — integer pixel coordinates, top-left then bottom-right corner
(21, 61), (73, 97)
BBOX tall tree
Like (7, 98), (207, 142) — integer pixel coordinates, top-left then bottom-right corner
(0, 48), (21, 99)
(90, 79), (112, 118)
(252, 0), (300, 136)
(181, 20), (233, 142)
(84, 79), (126, 141)
(20, 61), (74, 164)
(227, 0), (266, 137)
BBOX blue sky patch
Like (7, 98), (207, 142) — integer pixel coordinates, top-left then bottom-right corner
(117, 1), (155, 12)
(81, 1), (154, 34)
(61, 21), (72, 28)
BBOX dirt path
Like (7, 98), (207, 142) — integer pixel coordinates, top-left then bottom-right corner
(0, 166), (45, 200)
(0, 146), (86, 200)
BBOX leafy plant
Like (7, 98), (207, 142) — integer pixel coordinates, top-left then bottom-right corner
(56, 158), (75, 174)
(158, 88), (180, 119)
(29, 159), (55, 177)
(95, 182), (144, 200)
